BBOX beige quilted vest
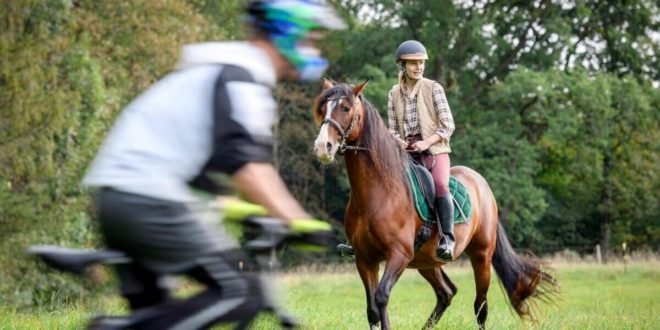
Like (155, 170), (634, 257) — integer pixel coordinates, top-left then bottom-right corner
(390, 78), (451, 154)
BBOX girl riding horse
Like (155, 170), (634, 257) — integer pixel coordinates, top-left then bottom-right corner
(313, 80), (557, 330)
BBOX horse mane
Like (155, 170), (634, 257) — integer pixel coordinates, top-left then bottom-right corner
(314, 83), (410, 193)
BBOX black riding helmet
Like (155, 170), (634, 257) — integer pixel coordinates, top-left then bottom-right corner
(395, 40), (428, 63)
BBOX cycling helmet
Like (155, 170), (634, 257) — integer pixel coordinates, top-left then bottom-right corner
(246, 0), (346, 81)
(395, 40), (428, 63)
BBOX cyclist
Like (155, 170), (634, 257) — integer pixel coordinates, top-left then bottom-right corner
(82, 0), (345, 328)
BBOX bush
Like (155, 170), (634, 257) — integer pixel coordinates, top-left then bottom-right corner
(0, 0), (232, 309)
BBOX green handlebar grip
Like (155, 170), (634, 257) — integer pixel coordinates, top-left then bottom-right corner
(223, 200), (331, 234)
(290, 218), (332, 233)
(223, 200), (268, 222)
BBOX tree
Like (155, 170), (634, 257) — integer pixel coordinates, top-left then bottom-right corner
(322, 0), (659, 252)
(0, 0), (232, 308)
(492, 68), (659, 257)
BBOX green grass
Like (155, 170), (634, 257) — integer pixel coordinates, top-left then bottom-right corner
(2, 262), (658, 329)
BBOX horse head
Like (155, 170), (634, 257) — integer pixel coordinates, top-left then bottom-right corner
(313, 79), (369, 163)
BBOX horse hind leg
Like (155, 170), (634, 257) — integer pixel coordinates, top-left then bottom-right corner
(417, 267), (457, 329)
(469, 251), (492, 330)
(440, 266), (458, 296)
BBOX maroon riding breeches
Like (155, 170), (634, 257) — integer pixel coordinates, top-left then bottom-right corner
(419, 153), (451, 197)
(405, 134), (451, 197)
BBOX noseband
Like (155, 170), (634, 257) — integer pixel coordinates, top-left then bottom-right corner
(320, 96), (368, 153)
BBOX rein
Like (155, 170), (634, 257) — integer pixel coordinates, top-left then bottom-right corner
(321, 96), (368, 154)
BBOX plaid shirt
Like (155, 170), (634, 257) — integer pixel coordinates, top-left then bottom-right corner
(387, 79), (455, 142)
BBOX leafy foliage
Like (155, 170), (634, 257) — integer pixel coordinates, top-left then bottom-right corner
(323, 0), (659, 255)
(1, 0), (225, 309)
(2, 0), (658, 311)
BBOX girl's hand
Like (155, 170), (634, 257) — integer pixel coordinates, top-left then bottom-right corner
(396, 137), (408, 148)
(411, 140), (432, 152)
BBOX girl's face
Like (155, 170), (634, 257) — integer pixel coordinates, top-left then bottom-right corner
(404, 60), (425, 80)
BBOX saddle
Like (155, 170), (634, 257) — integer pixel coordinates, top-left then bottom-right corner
(406, 155), (472, 223)
(407, 157), (436, 219)
(405, 156), (472, 251)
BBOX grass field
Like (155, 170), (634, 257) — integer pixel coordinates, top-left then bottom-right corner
(1, 261), (658, 329)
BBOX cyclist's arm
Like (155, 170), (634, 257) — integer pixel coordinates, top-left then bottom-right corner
(231, 163), (309, 224)
(206, 65), (308, 224)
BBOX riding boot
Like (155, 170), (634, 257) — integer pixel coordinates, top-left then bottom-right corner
(435, 195), (455, 262)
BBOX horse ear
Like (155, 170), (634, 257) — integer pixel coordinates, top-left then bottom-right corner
(353, 79), (370, 96)
(323, 78), (334, 90)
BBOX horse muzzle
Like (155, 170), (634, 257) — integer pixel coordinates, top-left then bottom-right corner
(313, 137), (338, 163)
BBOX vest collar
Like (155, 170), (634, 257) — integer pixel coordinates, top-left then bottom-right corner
(398, 73), (423, 99)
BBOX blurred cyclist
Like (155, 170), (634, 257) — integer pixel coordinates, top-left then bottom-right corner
(82, 0), (345, 328)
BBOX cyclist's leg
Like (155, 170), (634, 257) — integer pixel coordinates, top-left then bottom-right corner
(113, 262), (171, 310)
(95, 188), (262, 328)
(134, 250), (265, 329)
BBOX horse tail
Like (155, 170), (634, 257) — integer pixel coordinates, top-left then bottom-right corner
(491, 221), (558, 319)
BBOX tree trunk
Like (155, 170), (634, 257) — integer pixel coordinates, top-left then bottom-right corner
(599, 150), (613, 262)
(600, 220), (611, 263)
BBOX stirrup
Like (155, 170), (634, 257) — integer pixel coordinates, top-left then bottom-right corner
(436, 249), (454, 263)
(436, 237), (455, 262)
(336, 243), (355, 258)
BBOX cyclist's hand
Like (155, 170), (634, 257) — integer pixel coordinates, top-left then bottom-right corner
(218, 198), (336, 251)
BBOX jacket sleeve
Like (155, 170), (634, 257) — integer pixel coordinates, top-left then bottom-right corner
(387, 89), (402, 139)
(431, 82), (455, 142)
(205, 65), (276, 174)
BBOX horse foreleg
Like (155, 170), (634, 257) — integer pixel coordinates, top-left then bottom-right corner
(356, 257), (381, 328)
(376, 252), (409, 330)
(418, 267), (457, 329)
(469, 251), (492, 330)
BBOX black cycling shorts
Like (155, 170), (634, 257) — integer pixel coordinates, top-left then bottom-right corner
(95, 188), (237, 274)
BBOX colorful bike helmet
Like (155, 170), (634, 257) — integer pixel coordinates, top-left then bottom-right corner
(395, 40), (428, 63)
(246, 0), (346, 81)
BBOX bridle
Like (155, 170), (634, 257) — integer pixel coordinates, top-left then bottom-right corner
(320, 96), (368, 153)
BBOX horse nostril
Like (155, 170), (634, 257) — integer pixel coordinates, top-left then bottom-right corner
(326, 142), (333, 151)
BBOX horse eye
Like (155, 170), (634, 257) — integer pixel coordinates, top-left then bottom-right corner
(342, 107), (350, 113)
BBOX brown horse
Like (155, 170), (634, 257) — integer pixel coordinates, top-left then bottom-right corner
(312, 80), (557, 330)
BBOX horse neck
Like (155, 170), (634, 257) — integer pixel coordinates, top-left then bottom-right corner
(344, 151), (392, 202)
(342, 101), (408, 203)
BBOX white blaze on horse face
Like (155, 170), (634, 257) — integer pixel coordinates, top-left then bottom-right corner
(314, 99), (339, 163)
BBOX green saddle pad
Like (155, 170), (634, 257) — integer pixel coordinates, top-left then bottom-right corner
(405, 168), (472, 225)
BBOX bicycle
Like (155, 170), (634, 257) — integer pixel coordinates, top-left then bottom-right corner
(28, 199), (336, 329)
